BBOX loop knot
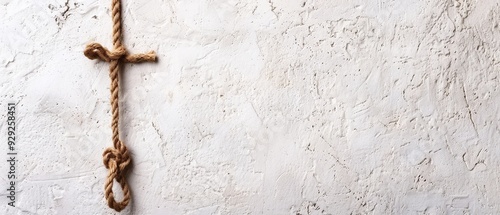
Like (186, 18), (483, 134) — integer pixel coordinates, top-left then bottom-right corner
(103, 146), (131, 174)
(102, 144), (131, 212)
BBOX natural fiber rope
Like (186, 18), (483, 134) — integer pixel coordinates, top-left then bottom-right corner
(83, 0), (156, 212)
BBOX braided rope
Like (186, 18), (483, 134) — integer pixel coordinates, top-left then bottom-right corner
(83, 0), (156, 211)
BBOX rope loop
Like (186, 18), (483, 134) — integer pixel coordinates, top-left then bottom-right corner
(102, 145), (131, 212)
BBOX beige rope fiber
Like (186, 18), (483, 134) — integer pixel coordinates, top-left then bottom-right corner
(83, 0), (156, 211)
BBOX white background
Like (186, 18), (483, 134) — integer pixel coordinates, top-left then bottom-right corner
(1, 0), (500, 214)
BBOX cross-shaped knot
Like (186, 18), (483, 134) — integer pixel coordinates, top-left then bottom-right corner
(84, 42), (157, 63)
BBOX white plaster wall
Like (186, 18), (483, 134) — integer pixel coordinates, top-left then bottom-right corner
(1, 0), (500, 214)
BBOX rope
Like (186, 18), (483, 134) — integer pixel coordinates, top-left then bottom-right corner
(83, 0), (156, 211)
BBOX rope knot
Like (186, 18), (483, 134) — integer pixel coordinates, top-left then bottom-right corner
(84, 42), (157, 63)
(84, 43), (126, 62)
(83, 0), (157, 211)
(103, 146), (131, 174)
(102, 144), (131, 212)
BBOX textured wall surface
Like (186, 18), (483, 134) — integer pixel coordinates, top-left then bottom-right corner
(1, 0), (500, 214)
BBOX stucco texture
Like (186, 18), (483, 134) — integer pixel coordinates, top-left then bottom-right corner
(1, 0), (500, 214)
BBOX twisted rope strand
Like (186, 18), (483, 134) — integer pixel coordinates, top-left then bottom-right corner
(83, 0), (157, 212)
